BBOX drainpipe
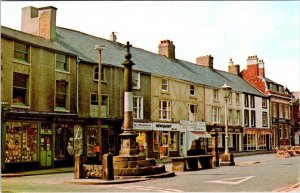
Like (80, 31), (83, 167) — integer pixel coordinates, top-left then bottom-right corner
(76, 57), (80, 114)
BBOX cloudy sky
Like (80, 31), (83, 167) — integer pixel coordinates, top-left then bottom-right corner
(1, 1), (300, 91)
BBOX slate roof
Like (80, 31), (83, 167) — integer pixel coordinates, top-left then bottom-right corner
(1, 26), (76, 56)
(264, 77), (281, 86)
(55, 27), (265, 97)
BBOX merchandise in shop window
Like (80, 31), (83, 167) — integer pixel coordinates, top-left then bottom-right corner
(87, 128), (97, 157)
(5, 122), (38, 163)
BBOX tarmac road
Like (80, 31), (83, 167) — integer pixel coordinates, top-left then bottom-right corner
(2, 153), (300, 192)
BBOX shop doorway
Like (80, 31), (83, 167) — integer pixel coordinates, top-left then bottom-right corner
(162, 132), (169, 157)
(40, 135), (52, 167)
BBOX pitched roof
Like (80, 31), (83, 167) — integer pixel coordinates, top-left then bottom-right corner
(264, 77), (281, 86)
(56, 27), (265, 97)
(1, 26), (76, 56)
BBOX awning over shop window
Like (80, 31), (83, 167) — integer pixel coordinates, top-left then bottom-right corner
(187, 131), (212, 150)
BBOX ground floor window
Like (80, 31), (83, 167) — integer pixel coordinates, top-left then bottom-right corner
(55, 124), (74, 160)
(153, 131), (179, 153)
(5, 122), (38, 163)
(86, 127), (97, 157)
(135, 131), (148, 156)
(257, 134), (267, 150)
(243, 134), (256, 151)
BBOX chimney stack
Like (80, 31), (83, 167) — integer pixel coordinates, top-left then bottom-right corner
(21, 6), (57, 40)
(196, 55), (214, 69)
(228, 58), (240, 75)
(258, 59), (265, 77)
(246, 55), (259, 75)
(110, 32), (117, 42)
(158, 40), (175, 59)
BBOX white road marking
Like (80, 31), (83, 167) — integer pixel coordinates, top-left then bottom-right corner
(117, 185), (183, 192)
(205, 176), (255, 185)
(272, 182), (300, 192)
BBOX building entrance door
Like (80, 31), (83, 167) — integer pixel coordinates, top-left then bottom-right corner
(162, 132), (169, 157)
(40, 135), (52, 167)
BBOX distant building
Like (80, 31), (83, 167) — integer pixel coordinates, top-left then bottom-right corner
(292, 91), (300, 145)
(241, 55), (292, 147)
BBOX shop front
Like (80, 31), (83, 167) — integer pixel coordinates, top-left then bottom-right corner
(179, 121), (211, 156)
(151, 122), (180, 159)
(208, 125), (243, 152)
(133, 122), (152, 158)
(84, 119), (122, 164)
(243, 128), (272, 151)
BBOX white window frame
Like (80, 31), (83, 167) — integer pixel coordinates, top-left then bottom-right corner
(160, 100), (171, 120)
(161, 79), (168, 92)
(132, 72), (140, 89)
(285, 126), (289, 139)
(213, 89), (219, 101)
(251, 110), (256, 127)
(188, 104), (197, 121)
(236, 110), (240, 125)
(90, 93), (109, 118)
(93, 66), (105, 82)
(279, 104), (283, 118)
(250, 95), (255, 108)
(133, 96), (143, 119)
(262, 112), (268, 127)
(228, 109), (233, 125)
(244, 110), (249, 127)
(212, 106), (220, 123)
(228, 93), (232, 104)
(284, 104), (289, 119)
(236, 93), (240, 105)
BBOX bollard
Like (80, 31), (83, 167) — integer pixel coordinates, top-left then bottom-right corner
(102, 153), (114, 180)
(74, 155), (85, 179)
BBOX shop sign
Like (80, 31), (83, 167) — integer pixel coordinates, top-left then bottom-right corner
(195, 122), (206, 131)
(133, 122), (153, 130)
(153, 122), (180, 131)
(179, 120), (206, 132)
(54, 117), (85, 123)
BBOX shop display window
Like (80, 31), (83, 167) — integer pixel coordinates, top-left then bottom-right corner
(153, 131), (161, 152)
(74, 125), (83, 155)
(55, 124), (74, 160)
(5, 122), (37, 163)
(169, 132), (178, 151)
(86, 127), (97, 157)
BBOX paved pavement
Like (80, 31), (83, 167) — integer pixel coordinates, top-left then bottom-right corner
(2, 152), (300, 192)
(1, 150), (274, 179)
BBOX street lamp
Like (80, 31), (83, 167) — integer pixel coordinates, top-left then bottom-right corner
(95, 45), (105, 163)
(220, 83), (235, 166)
(222, 83), (232, 154)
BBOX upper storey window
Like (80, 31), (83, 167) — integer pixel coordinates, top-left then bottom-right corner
(13, 72), (29, 106)
(161, 79), (168, 92)
(56, 53), (69, 71)
(190, 85), (195, 96)
(14, 42), (30, 63)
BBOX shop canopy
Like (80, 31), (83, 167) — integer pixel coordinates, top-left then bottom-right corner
(187, 131), (212, 151)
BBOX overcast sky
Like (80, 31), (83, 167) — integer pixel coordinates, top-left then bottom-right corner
(1, 1), (300, 91)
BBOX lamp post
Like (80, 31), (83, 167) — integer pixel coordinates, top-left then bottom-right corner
(220, 83), (235, 166)
(95, 45), (105, 163)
